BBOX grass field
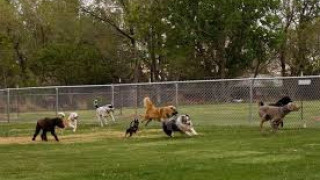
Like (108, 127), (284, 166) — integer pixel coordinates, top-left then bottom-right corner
(1, 103), (320, 180)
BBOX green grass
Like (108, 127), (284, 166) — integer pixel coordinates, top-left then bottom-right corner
(1, 126), (320, 180)
(1, 102), (320, 180)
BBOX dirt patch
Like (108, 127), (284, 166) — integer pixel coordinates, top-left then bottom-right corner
(0, 129), (164, 145)
(0, 136), (32, 145)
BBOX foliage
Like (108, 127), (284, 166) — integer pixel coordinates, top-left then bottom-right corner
(0, 0), (320, 87)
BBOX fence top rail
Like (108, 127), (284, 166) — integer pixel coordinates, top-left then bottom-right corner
(1, 75), (320, 91)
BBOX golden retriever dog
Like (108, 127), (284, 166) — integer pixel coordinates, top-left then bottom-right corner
(142, 97), (178, 126)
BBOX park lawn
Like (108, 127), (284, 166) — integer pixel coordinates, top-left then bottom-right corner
(1, 125), (320, 180)
(1, 102), (320, 179)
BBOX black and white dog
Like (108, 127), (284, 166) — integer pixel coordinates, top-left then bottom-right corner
(162, 114), (198, 137)
(94, 100), (116, 127)
(125, 118), (140, 137)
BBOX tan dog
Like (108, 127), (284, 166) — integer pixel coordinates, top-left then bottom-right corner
(142, 97), (178, 126)
(258, 101), (300, 131)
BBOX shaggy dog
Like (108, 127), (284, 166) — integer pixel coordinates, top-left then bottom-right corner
(125, 118), (140, 137)
(32, 117), (65, 142)
(96, 104), (115, 127)
(258, 101), (300, 131)
(162, 114), (198, 137)
(142, 97), (178, 126)
(63, 112), (79, 132)
(268, 96), (293, 128)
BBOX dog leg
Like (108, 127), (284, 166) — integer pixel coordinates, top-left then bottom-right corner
(51, 129), (59, 142)
(97, 115), (104, 127)
(101, 115), (108, 127)
(185, 131), (193, 136)
(145, 119), (152, 127)
(271, 118), (281, 132)
(190, 128), (198, 136)
(32, 124), (41, 141)
(73, 120), (77, 132)
(260, 119), (267, 131)
(68, 121), (76, 132)
(41, 130), (48, 141)
(279, 121), (284, 128)
(109, 112), (116, 123)
(170, 132), (174, 137)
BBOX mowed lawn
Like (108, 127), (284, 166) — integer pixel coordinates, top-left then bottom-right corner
(1, 126), (320, 180)
(1, 103), (320, 180)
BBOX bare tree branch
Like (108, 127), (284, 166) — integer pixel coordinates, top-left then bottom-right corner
(80, 6), (135, 43)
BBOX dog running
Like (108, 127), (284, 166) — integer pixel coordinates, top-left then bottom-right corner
(94, 100), (116, 127)
(268, 96), (293, 128)
(142, 97), (178, 126)
(258, 101), (300, 131)
(32, 116), (65, 142)
(59, 112), (79, 132)
(162, 114), (198, 137)
(125, 118), (140, 137)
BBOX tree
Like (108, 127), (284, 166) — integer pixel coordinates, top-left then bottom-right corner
(165, 0), (280, 79)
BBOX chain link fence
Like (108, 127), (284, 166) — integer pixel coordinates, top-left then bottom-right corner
(0, 76), (320, 128)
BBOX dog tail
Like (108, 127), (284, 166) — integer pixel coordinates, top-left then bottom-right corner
(258, 101), (264, 106)
(143, 97), (154, 109)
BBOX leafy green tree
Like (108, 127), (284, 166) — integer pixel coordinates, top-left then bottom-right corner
(165, 0), (280, 79)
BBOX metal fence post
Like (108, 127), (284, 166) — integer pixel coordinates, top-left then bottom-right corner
(175, 83), (179, 107)
(248, 78), (254, 123)
(111, 85), (115, 106)
(120, 87), (123, 115)
(55, 87), (59, 115)
(301, 99), (305, 128)
(135, 85), (138, 115)
(6, 88), (10, 123)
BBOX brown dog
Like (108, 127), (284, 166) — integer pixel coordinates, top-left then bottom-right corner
(32, 117), (65, 142)
(142, 97), (178, 126)
(258, 101), (300, 131)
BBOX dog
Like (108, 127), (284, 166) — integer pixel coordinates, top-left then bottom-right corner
(125, 118), (140, 137)
(162, 114), (198, 137)
(269, 96), (292, 107)
(258, 101), (300, 131)
(64, 112), (79, 132)
(96, 104), (116, 127)
(32, 116), (65, 142)
(93, 99), (99, 109)
(142, 97), (178, 126)
(268, 96), (293, 128)
(57, 112), (79, 132)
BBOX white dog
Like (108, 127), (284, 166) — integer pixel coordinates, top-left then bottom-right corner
(96, 104), (115, 127)
(67, 112), (79, 132)
(162, 114), (198, 137)
(58, 112), (79, 132)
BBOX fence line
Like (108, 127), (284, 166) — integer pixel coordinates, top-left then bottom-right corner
(0, 76), (319, 128)
(2, 75), (320, 91)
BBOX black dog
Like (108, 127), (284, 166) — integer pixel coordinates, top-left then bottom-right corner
(269, 96), (292, 107)
(32, 117), (65, 142)
(269, 96), (293, 128)
(125, 118), (139, 137)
